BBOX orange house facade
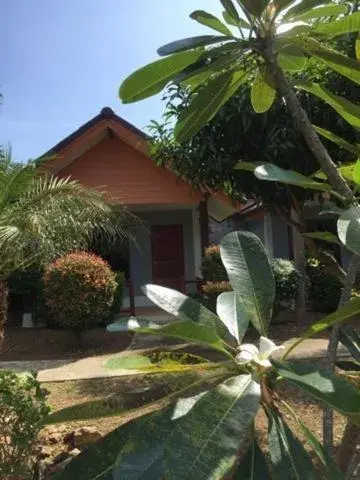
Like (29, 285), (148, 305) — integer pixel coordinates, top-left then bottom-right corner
(42, 107), (241, 309)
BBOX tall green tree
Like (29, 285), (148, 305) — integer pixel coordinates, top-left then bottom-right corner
(0, 150), (133, 346)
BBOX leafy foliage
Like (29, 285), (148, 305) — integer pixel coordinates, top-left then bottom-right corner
(53, 231), (360, 478)
(43, 252), (117, 335)
(0, 371), (49, 479)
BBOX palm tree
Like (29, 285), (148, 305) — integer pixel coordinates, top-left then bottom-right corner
(0, 149), (134, 346)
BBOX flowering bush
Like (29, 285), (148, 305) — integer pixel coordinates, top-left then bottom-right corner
(44, 252), (117, 339)
(0, 371), (49, 479)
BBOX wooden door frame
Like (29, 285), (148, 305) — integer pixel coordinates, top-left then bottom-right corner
(150, 224), (185, 286)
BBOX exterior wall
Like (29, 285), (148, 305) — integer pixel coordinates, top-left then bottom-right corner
(59, 136), (202, 205)
(272, 214), (290, 259)
(209, 212), (291, 259)
(126, 209), (197, 306)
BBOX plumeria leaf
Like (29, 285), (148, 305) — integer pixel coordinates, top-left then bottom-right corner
(165, 374), (261, 480)
(273, 361), (360, 422)
(339, 325), (360, 363)
(291, 4), (348, 22)
(190, 10), (233, 36)
(237, 0), (269, 18)
(223, 10), (250, 28)
(314, 125), (360, 156)
(142, 284), (232, 342)
(104, 350), (210, 374)
(234, 437), (271, 479)
(119, 50), (203, 103)
(278, 44), (307, 72)
(267, 408), (318, 479)
(283, 297), (360, 357)
(175, 69), (247, 143)
(353, 159), (360, 185)
(282, 403), (344, 480)
(313, 11), (360, 37)
(254, 163), (332, 191)
(302, 231), (341, 245)
(251, 67), (276, 113)
(217, 291), (249, 345)
(107, 317), (231, 357)
(220, 231), (274, 336)
(158, 35), (233, 56)
(221, 0), (242, 24)
(338, 206), (360, 255)
(284, 1), (334, 21)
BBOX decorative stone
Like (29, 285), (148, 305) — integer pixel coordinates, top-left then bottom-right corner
(48, 432), (62, 444)
(72, 426), (102, 449)
(38, 445), (52, 459)
(50, 449), (81, 474)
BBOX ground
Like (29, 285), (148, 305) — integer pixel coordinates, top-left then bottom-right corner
(39, 365), (350, 471)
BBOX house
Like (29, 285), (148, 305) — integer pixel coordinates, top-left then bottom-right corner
(41, 107), (292, 310)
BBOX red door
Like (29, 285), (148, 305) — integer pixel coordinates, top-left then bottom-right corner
(151, 225), (185, 291)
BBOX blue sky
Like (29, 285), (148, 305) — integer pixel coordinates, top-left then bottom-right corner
(1, 0), (223, 162)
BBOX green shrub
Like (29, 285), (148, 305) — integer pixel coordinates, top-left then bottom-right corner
(44, 252), (117, 341)
(109, 271), (126, 320)
(271, 258), (302, 313)
(307, 257), (342, 313)
(0, 371), (49, 479)
(201, 245), (227, 282)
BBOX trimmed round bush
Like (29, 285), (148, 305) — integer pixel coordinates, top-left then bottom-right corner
(307, 257), (342, 313)
(44, 252), (117, 337)
(271, 258), (302, 313)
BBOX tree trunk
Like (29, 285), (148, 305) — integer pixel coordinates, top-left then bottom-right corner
(0, 280), (8, 350)
(336, 421), (360, 476)
(323, 255), (360, 457)
(262, 46), (353, 200)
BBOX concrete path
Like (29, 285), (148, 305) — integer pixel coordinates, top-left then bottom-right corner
(0, 337), (349, 382)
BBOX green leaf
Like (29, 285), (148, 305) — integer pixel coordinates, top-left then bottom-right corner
(190, 10), (233, 36)
(279, 25), (313, 37)
(314, 11), (360, 37)
(45, 397), (129, 425)
(237, 0), (269, 18)
(53, 407), (177, 480)
(108, 317), (231, 356)
(353, 159), (360, 185)
(356, 37), (360, 61)
(119, 50), (203, 103)
(299, 38), (360, 85)
(254, 163), (332, 191)
(217, 292), (249, 345)
(302, 231), (341, 245)
(278, 44), (307, 72)
(284, 0), (332, 21)
(165, 375), (261, 480)
(336, 359), (360, 372)
(220, 231), (274, 336)
(234, 437), (271, 479)
(251, 67), (276, 113)
(221, 0), (241, 24)
(297, 82), (360, 129)
(291, 4), (348, 22)
(234, 161), (260, 171)
(339, 325), (360, 363)
(273, 361), (360, 422)
(338, 206), (360, 255)
(174, 69), (247, 143)
(295, 418), (344, 480)
(267, 408), (317, 479)
(104, 350), (210, 374)
(283, 297), (360, 358)
(314, 125), (360, 156)
(158, 35), (233, 56)
(223, 10), (251, 28)
(142, 284), (232, 342)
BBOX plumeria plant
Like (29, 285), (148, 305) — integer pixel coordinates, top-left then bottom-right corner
(51, 231), (360, 479)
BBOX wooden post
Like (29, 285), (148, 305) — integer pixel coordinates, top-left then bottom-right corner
(199, 200), (209, 253)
